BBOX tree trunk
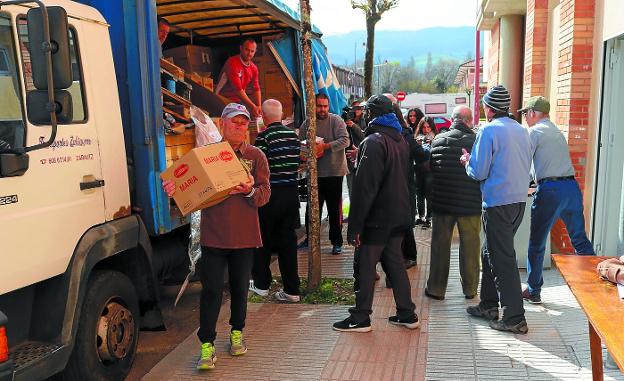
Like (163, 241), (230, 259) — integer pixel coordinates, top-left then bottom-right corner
(364, 19), (375, 99)
(299, 0), (322, 292)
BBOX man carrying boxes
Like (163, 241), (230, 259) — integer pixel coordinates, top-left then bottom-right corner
(162, 103), (270, 371)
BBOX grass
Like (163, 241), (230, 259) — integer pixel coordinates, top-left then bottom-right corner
(248, 276), (355, 305)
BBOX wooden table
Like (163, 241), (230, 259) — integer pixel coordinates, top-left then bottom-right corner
(552, 254), (624, 380)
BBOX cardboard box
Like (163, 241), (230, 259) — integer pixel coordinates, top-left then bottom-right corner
(160, 141), (249, 215)
(163, 45), (217, 74)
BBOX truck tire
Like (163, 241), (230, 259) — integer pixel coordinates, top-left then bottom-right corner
(62, 271), (139, 381)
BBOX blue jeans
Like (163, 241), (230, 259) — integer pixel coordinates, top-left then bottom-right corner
(527, 179), (595, 295)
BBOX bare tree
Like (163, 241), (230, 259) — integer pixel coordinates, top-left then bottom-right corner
(299, 0), (322, 292)
(351, 0), (399, 98)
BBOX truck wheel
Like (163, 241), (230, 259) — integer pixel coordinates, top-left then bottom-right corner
(62, 271), (139, 381)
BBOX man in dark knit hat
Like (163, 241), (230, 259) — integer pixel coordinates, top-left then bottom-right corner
(459, 85), (532, 334)
(333, 94), (419, 333)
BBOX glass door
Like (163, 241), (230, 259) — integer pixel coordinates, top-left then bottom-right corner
(593, 36), (624, 257)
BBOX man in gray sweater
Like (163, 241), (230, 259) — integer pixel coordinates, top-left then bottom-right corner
(299, 93), (350, 254)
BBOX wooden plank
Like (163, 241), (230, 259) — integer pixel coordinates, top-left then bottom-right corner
(162, 106), (191, 122)
(162, 88), (192, 107)
(266, 41), (301, 97)
(165, 128), (195, 147)
(160, 58), (185, 81)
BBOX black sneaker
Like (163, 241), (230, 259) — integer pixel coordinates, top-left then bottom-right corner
(422, 220), (431, 229)
(388, 315), (420, 329)
(332, 317), (372, 332)
(489, 319), (528, 334)
(521, 288), (542, 304)
(415, 218), (424, 225)
(466, 304), (499, 320)
(424, 288), (444, 300)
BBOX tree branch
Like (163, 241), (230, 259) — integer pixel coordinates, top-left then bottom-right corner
(376, 0), (399, 16)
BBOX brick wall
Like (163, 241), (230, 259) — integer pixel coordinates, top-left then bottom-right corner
(523, 0), (549, 101)
(488, 21), (500, 87)
(551, 0), (595, 254)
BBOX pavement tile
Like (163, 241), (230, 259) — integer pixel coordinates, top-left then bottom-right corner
(142, 225), (624, 381)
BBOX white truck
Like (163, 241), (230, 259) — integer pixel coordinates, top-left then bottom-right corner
(0, 0), (320, 379)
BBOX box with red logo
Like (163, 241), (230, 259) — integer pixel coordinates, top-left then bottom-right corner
(160, 141), (249, 215)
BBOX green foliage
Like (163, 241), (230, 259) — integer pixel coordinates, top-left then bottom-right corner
(248, 276), (356, 305)
(375, 51), (461, 94)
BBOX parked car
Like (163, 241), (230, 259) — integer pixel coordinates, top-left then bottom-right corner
(432, 117), (452, 133)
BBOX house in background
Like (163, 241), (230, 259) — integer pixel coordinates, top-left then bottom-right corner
(477, 0), (624, 257)
(332, 64), (364, 103)
(454, 59), (488, 115)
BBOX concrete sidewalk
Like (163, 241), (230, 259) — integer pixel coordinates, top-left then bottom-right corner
(143, 226), (624, 380)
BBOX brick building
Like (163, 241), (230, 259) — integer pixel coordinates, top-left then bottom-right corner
(477, 0), (624, 256)
(331, 64), (364, 103)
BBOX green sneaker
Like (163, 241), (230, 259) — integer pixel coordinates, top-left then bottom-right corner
(196, 342), (216, 370)
(229, 330), (247, 356)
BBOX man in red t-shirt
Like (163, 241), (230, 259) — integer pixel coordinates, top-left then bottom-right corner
(215, 39), (262, 118)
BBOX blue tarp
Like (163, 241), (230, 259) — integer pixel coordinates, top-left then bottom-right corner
(311, 39), (348, 114)
(269, 37), (347, 115)
(264, 0), (323, 35)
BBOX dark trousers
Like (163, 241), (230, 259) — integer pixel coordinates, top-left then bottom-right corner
(479, 203), (525, 324)
(197, 247), (253, 344)
(253, 185), (301, 295)
(305, 176), (344, 246)
(427, 213), (481, 298)
(416, 173), (433, 220)
(350, 234), (416, 322)
(527, 179), (595, 295)
(402, 228), (417, 261)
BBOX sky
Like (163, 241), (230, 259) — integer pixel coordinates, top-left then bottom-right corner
(281, 0), (478, 36)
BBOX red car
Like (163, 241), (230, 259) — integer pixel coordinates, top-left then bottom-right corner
(432, 117), (452, 133)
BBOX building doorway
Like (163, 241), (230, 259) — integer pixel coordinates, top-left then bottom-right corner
(593, 36), (624, 257)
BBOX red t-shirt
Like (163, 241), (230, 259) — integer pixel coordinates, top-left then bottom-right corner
(215, 55), (260, 103)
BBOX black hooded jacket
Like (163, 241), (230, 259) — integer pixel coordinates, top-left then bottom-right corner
(347, 115), (412, 244)
(430, 121), (482, 216)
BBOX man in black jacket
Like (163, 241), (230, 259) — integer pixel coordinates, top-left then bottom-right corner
(425, 105), (482, 300)
(333, 95), (420, 332)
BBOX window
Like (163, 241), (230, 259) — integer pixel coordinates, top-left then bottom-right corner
(17, 18), (87, 123)
(424, 103), (447, 114)
(455, 97), (467, 104)
(0, 15), (25, 152)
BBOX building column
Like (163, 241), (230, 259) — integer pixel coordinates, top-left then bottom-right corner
(498, 14), (525, 116)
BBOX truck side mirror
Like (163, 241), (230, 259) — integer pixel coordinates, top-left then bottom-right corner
(26, 90), (73, 124)
(27, 6), (72, 90)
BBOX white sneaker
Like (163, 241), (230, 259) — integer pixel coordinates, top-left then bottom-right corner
(248, 280), (268, 297)
(274, 289), (300, 303)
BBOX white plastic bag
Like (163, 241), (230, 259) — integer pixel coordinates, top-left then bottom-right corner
(190, 105), (221, 147)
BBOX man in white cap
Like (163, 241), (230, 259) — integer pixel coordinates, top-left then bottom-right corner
(162, 103), (270, 370)
(460, 85), (532, 334)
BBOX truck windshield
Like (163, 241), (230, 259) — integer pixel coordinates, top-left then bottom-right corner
(0, 15), (25, 152)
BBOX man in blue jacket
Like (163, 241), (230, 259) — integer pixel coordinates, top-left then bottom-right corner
(333, 95), (419, 332)
(460, 85), (532, 334)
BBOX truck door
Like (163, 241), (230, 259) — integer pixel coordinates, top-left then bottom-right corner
(0, 14), (105, 295)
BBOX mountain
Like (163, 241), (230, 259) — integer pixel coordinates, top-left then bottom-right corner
(323, 27), (479, 68)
